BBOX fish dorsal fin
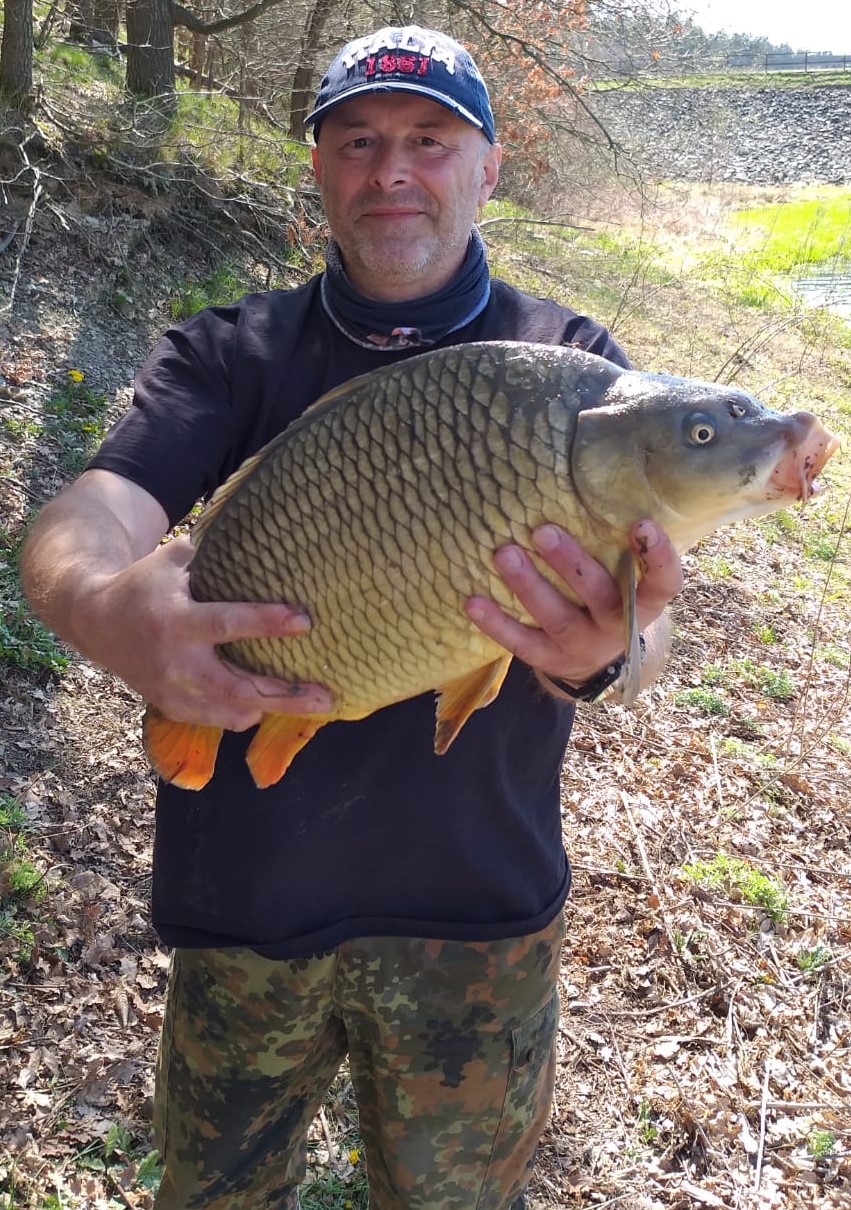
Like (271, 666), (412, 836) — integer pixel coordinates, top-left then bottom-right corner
(245, 712), (331, 788)
(434, 655), (512, 755)
(192, 381), (359, 547)
(142, 705), (223, 790)
(192, 446), (272, 546)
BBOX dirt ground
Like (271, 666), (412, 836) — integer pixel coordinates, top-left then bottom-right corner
(1, 174), (850, 1210)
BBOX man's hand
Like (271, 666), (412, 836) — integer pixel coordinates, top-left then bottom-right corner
(20, 470), (332, 733)
(82, 536), (333, 731)
(464, 520), (683, 685)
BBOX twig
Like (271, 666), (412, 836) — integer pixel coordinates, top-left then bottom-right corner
(753, 1059), (771, 1191)
(106, 1167), (143, 1210)
(708, 732), (724, 810)
(0, 472), (49, 504)
(318, 1106), (336, 1163)
(621, 791), (683, 966)
(1, 150), (43, 314)
(588, 985), (731, 1018)
(0, 222), (21, 255)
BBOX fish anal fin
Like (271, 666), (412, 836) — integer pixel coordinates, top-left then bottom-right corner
(143, 705), (223, 790)
(434, 655), (512, 755)
(245, 713), (330, 788)
(615, 550), (642, 706)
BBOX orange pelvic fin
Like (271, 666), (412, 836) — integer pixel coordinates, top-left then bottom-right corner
(142, 705), (223, 790)
(245, 712), (330, 788)
(434, 655), (512, 755)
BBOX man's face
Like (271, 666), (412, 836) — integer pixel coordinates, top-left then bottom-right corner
(311, 94), (501, 301)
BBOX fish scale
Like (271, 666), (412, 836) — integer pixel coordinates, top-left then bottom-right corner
(142, 340), (838, 790)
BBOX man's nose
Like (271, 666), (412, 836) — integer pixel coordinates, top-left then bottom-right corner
(369, 143), (412, 190)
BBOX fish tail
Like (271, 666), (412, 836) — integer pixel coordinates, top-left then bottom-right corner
(142, 705), (223, 790)
(245, 712), (330, 788)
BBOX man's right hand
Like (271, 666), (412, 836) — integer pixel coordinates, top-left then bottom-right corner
(82, 536), (333, 730)
(20, 469), (333, 732)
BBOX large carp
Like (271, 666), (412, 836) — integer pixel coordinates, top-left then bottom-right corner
(143, 341), (839, 790)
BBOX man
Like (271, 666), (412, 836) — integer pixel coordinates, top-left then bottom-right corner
(21, 26), (682, 1210)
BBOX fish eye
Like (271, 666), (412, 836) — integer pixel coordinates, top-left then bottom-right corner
(687, 414), (716, 445)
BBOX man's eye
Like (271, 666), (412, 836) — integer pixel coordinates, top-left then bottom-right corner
(347, 137), (371, 149)
(418, 137), (440, 147)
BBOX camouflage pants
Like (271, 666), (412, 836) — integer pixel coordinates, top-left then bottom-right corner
(153, 914), (564, 1210)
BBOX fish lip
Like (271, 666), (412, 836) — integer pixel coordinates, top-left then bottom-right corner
(769, 421), (840, 502)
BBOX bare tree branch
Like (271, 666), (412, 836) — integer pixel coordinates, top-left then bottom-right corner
(170, 0), (287, 36)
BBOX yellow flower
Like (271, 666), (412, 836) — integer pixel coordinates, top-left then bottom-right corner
(67, 369), (85, 383)
(347, 1147), (361, 1165)
(344, 1202), (353, 1209)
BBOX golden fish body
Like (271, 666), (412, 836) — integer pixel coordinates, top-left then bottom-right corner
(144, 341), (838, 789)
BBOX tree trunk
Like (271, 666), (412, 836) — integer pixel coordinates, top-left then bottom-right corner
(188, 30), (206, 84)
(288, 0), (335, 140)
(91, 0), (121, 49)
(125, 0), (175, 96)
(70, 0), (120, 48)
(0, 0), (34, 103)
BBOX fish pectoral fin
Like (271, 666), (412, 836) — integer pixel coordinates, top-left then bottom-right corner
(245, 712), (330, 788)
(614, 550), (642, 706)
(142, 705), (223, 790)
(434, 655), (512, 755)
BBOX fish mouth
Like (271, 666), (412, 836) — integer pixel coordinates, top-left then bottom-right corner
(768, 415), (840, 502)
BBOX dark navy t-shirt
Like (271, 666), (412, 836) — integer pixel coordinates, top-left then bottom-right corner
(90, 275), (630, 957)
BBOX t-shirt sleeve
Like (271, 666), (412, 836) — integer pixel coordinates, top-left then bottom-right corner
(88, 304), (242, 527)
(560, 313), (632, 370)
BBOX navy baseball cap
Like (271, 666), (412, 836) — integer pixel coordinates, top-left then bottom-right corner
(305, 26), (496, 144)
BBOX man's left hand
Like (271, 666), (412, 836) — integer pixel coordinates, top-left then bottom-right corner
(465, 520), (683, 685)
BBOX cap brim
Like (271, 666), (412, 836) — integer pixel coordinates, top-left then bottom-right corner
(305, 81), (485, 133)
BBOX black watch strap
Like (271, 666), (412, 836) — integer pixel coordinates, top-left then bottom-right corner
(544, 658), (625, 703)
(543, 633), (647, 704)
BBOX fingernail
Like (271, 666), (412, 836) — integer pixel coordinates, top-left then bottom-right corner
(466, 601), (485, 623)
(532, 525), (560, 553)
(495, 546), (523, 573)
(285, 611), (311, 634)
(634, 521), (660, 549)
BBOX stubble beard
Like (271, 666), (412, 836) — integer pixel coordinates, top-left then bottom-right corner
(346, 229), (444, 288)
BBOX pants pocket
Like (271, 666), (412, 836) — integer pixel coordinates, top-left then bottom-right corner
(478, 989), (560, 1209)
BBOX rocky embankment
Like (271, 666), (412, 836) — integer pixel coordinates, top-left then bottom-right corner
(589, 82), (851, 184)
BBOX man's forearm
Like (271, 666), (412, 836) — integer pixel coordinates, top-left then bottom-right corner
(21, 500), (139, 654)
(19, 470), (168, 657)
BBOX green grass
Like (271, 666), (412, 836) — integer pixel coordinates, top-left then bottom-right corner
(703, 188), (851, 311)
(38, 41), (125, 87)
(0, 792), (46, 966)
(807, 1129), (837, 1159)
(168, 264), (252, 320)
(72, 1125), (163, 1196)
(593, 70), (851, 92)
(44, 371), (110, 476)
(797, 945), (832, 973)
(0, 374), (110, 676)
(682, 853), (789, 922)
(482, 198), (672, 327)
(674, 687), (730, 716)
(0, 526), (69, 675)
(300, 1169), (369, 1210)
(729, 193), (851, 271)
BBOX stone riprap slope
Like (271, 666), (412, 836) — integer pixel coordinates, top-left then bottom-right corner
(590, 83), (851, 184)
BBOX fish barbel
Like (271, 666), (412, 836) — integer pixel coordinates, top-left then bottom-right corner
(143, 341), (839, 790)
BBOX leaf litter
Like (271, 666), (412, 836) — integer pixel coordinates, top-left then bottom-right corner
(1, 186), (850, 1210)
